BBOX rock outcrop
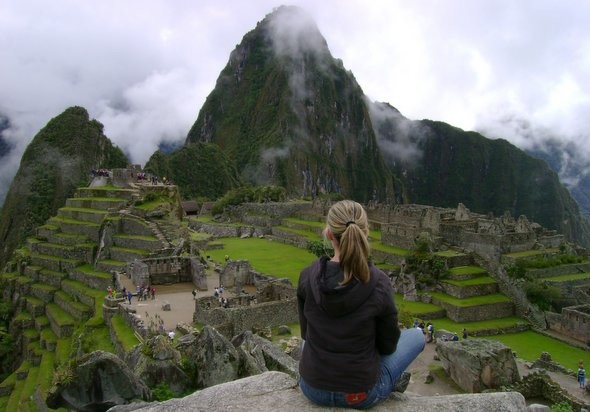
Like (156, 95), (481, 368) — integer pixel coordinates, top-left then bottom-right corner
(126, 335), (191, 396)
(232, 330), (299, 379)
(108, 371), (527, 412)
(182, 325), (239, 388)
(47, 350), (150, 411)
(436, 339), (520, 393)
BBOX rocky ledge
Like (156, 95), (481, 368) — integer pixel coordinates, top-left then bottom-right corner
(109, 371), (526, 412)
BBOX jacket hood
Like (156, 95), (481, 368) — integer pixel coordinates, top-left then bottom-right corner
(310, 256), (378, 317)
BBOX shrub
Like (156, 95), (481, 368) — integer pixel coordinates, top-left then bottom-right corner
(507, 262), (529, 280)
(550, 400), (573, 412)
(306, 240), (333, 258)
(151, 383), (177, 401)
(211, 185), (287, 215)
(524, 281), (562, 311)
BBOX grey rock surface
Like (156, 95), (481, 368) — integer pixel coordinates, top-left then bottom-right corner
(184, 325), (239, 388)
(436, 338), (520, 392)
(47, 350), (150, 411)
(232, 330), (299, 379)
(126, 335), (190, 395)
(109, 371), (526, 412)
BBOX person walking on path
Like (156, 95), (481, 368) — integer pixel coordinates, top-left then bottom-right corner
(578, 362), (586, 388)
(297, 200), (425, 409)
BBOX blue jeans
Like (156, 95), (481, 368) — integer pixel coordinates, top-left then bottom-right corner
(299, 328), (425, 409)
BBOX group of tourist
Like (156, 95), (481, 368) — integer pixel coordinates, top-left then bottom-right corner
(136, 285), (156, 301)
(410, 319), (469, 343)
(91, 169), (110, 177)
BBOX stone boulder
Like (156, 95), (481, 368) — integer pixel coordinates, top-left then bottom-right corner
(181, 325), (239, 389)
(107, 371), (527, 412)
(47, 350), (150, 411)
(231, 331), (299, 379)
(126, 335), (191, 396)
(436, 339), (520, 392)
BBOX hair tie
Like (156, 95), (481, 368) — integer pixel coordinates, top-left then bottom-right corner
(345, 220), (356, 227)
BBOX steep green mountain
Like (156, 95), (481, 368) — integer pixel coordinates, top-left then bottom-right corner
(368, 102), (590, 247)
(180, 6), (590, 247)
(185, 6), (395, 203)
(0, 106), (127, 267)
(144, 142), (241, 200)
(527, 139), (590, 222)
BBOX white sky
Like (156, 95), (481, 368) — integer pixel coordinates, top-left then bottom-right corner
(1, 0), (590, 199)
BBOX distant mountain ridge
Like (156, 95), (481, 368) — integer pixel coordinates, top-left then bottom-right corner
(526, 139), (590, 222)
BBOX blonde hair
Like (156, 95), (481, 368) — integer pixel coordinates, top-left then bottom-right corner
(326, 200), (370, 284)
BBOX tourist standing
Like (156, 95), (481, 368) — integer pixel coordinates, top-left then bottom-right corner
(578, 362), (586, 388)
(462, 328), (468, 339)
(127, 291), (133, 304)
(297, 200), (424, 409)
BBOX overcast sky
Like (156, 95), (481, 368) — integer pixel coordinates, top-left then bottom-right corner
(1, 0), (590, 200)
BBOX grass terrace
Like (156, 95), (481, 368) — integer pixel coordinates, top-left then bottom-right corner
(111, 315), (140, 352)
(371, 242), (411, 257)
(541, 273), (590, 282)
(273, 225), (318, 241)
(442, 277), (497, 286)
(395, 294), (444, 318)
(428, 316), (527, 335)
(205, 237), (316, 284)
(435, 249), (467, 258)
(449, 266), (487, 276)
(428, 292), (511, 307)
(504, 248), (560, 259)
(483, 331), (590, 371)
(77, 264), (113, 280)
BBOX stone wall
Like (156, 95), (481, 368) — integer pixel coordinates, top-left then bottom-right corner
(547, 304), (590, 344)
(193, 299), (298, 339)
(441, 281), (498, 299)
(188, 222), (266, 239)
(432, 298), (514, 322)
(127, 257), (204, 287)
(219, 260), (254, 290)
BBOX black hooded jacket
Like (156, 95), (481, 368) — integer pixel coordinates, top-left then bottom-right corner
(297, 257), (401, 392)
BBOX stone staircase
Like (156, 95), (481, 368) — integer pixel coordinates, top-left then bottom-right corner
(0, 184), (165, 410)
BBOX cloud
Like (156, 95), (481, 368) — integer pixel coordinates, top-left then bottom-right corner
(1, 0), (590, 203)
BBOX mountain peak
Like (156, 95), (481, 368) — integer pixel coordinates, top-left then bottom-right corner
(260, 5), (329, 61)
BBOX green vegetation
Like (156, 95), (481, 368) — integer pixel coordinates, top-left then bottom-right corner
(205, 237), (315, 284)
(523, 281), (562, 311)
(428, 292), (511, 307)
(449, 266), (487, 276)
(442, 276), (497, 286)
(394, 294), (443, 317)
(151, 383), (179, 401)
(483, 331), (590, 371)
(111, 315), (140, 351)
(211, 185), (287, 215)
(426, 316), (527, 334)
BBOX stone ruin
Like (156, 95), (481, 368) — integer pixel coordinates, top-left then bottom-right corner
(379, 203), (564, 260)
(193, 260), (298, 339)
(126, 256), (207, 290)
(436, 339), (521, 393)
(546, 304), (590, 345)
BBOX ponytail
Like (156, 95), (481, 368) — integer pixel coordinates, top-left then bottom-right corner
(326, 200), (370, 284)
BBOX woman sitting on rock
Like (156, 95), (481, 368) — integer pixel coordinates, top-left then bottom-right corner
(297, 200), (425, 409)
